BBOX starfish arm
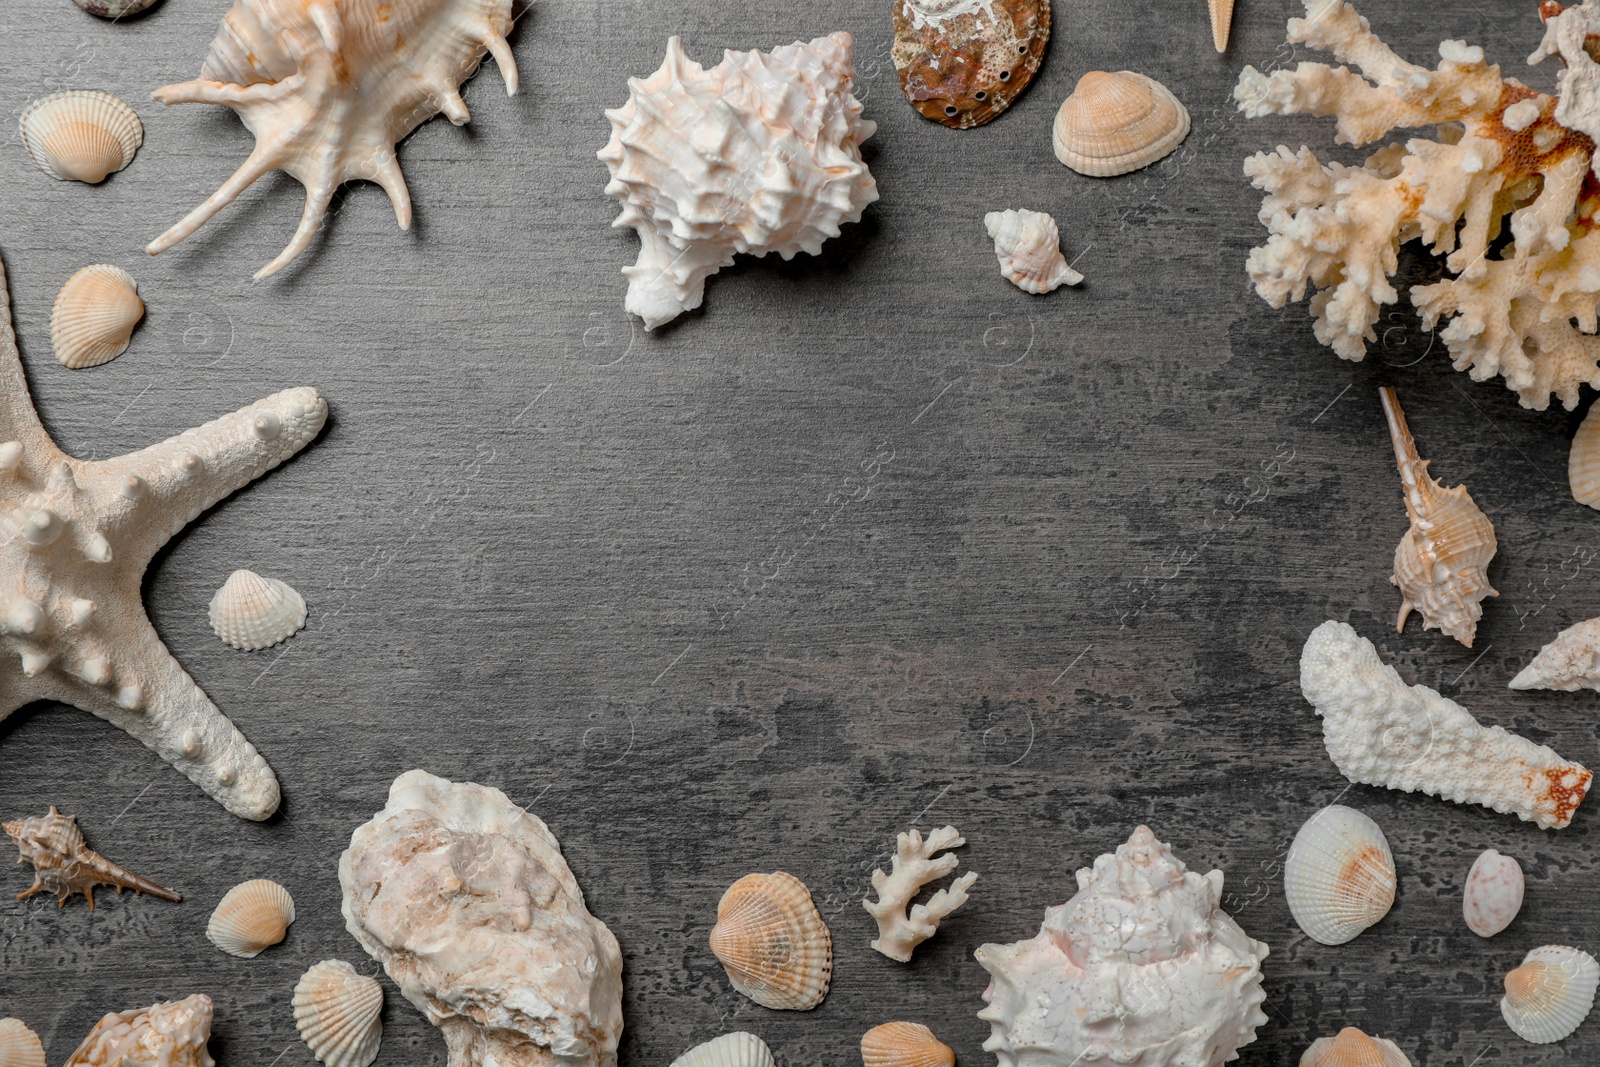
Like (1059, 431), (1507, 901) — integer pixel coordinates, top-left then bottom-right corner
(0, 255), (65, 475)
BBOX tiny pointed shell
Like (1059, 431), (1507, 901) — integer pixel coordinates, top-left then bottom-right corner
(293, 960), (384, 1067)
(862, 1023), (955, 1067)
(1052, 71), (1190, 177)
(1299, 1027), (1411, 1067)
(207, 879), (295, 958)
(50, 265), (144, 369)
(1462, 849), (1523, 938)
(1510, 617), (1600, 692)
(0, 1020), (46, 1067)
(1208, 0), (1235, 53)
(1502, 945), (1600, 1043)
(209, 570), (308, 651)
(1284, 805), (1396, 946)
(1569, 403), (1600, 509)
(669, 1033), (775, 1067)
(709, 871), (832, 1010)
(20, 91), (143, 184)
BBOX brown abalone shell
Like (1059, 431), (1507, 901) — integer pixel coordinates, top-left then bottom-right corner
(892, 0), (1051, 129)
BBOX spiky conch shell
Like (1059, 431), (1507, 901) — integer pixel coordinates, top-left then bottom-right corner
(0, 1019), (45, 1067)
(1502, 945), (1600, 1044)
(207, 878), (295, 958)
(293, 960), (384, 1067)
(1052, 71), (1189, 177)
(208, 570), (307, 651)
(709, 871), (832, 1010)
(20, 91), (142, 184)
(2, 806), (182, 908)
(50, 265), (144, 370)
(861, 1023), (954, 1067)
(64, 997), (215, 1067)
(1283, 805), (1396, 946)
(983, 209), (1081, 294)
(669, 1033), (774, 1067)
(1299, 1028), (1411, 1067)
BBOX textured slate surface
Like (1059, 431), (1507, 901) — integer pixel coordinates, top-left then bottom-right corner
(0, 0), (1596, 1064)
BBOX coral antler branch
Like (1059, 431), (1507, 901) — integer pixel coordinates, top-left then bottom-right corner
(863, 825), (977, 962)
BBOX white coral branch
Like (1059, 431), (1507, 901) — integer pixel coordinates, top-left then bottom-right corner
(863, 825), (978, 962)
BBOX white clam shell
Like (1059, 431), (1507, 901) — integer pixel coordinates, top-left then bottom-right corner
(206, 878), (295, 958)
(293, 960), (384, 1067)
(208, 570), (307, 651)
(1462, 849), (1522, 938)
(0, 1019), (45, 1067)
(1502, 945), (1600, 1044)
(20, 90), (143, 184)
(1052, 71), (1189, 177)
(1283, 805), (1396, 946)
(50, 265), (144, 369)
(669, 1033), (775, 1067)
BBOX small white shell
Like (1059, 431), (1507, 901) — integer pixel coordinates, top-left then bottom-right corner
(669, 1033), (775, 1067)
(50, 265), (144, 369)
(0, 1019), (45, 1067)
(984, 209), (1082, 295)
(1502, 945), (1600, 1044)
(1052, 71), (1190, 177)
(209, 570), (308, 651)
(293, 960), (384, 1067)
(20, 90), (143, 184)
(1462, 849), (1523, 938)
(1299, 1028), (1410, 1067)
(1283, 805), (1396, 946)
(207, 878), (295, 958)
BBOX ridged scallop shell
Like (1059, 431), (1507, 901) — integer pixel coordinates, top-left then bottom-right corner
(0, 1019), (45, 1067)
(1462, 849), (1523, 938)
(293, 960), (384, 1067)
(1299, 1028), (1411, 1067)
(208, 570), (307, 651)
(1502, 945), (1600, 1044)
(1569, 403), (1600, 508)
(207, 878), (295, 958)
(20, 91), (142, 184)
(1283, 805), (1396, 946)
(669, 1033), (775, 1067)
(1052, 71), (1189, 177)
(861, 1023), (954, 1067)
(50, 265), (144, 369)
(891, 0), (1052, 129)
(709, 871), (832, 1010)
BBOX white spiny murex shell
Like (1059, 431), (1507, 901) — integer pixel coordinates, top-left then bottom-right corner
(207, 878), (295, 957)
(1052, 71), (1189, 177)
(293, 960), (384, 1067)
(669, 1033), (774, 1067)
(863, 826), (977, 962)
(0, 1019), (45, 1067)
(710, 870), (833, 1010)
(1299, 1028), (1410, 1067)
(208, 570), (307, 651)
(148, 0), (520, 280)
(1283, 805), (1395, 946)
(50, 265), (144, 370)
(598, 33), (879, 330)
(1380, 387), (1497, 647)
(1463, 848), (1523, 938)
(1569, 403), (1600, 509)
(64, 996), (215, 1067)
(20, 91), (142, 184)
(861, 1023), (954, 1067)
(976, 825), (1270, 1067)
(1501, 945), (1600, 1044)
(983, 210), (1082, 295)
(1511, 617), (1600, 692)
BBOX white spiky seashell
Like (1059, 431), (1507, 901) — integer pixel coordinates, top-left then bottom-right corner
(1510, 617), (1600, 692)
(1283, 805), (1396, 946)
(208, 570), (307, 651)
(1052, 71), (1189, 177)
(207, 878), (295, 958)
(50, 265), (144, 370)
(293, 960), (384, 1067)
(1501, 945), (1600, 1044)
(669, 1033), (775, 1067)
(1299, 1028), (1410, 1067)
(0, 1019), (45, 1067)
(20, 91), (143, 184)
(983, 210), (1082, 295)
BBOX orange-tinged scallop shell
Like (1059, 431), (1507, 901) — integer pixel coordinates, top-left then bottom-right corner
(50, 265), (144, 370)
(861, 1023), (954, 1067)
(0, 1019), (46, 1067)
(892, 0), (1051, 129)
(709, 871), (832, 1010)
(1053, 71), (1190, 177)
(1298, 1028), (1411, 1067)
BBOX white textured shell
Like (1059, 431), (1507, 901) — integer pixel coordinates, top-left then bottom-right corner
(1300, 621), (1592, 829)
(1502, 945), (1600, 1044)
(983, 210), (1082, 295)
(1569, 403), (1600, 509)
(1052, 71), (1189, 177)
(208, 570), (307, 651)
(0, 1019), (45, 1067)
(293, 960), (384, 1067)
(668, 1033), (774, 1067)
(975, 825), (1269, 1067)
(1299, 1028), (1410, 1067)
(1283, 805), (1395, 946)
(50, 265), (144, 370)
(1511, 618), (1600, 692)
(1463, 849), (1523, 938)
(207, 878), (295, 957)
(20, 91), (142, 184)
(599, 34), (879, 330)
(64, 997), (215, 1067)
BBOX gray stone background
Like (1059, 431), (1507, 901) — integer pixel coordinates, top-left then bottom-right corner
(0, 0), (1596, 1063)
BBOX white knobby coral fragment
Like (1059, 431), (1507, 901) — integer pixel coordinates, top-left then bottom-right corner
(1531, 0), (1600, 150)
(863, 826), (977, 962)
(983, 210), (1082, 294)
(1300, 620), (1593, 828)
(1511, 617), (1600, 691)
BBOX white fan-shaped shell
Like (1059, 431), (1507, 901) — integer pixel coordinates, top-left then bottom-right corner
(1052, 71), (1189, 177)
(0, 1019), (45, 1067)
(207, 878), (295, 958)
(50, 264), (144, 369)
(1283, 805), (1396, 946)
(1570, 403), (1600, 509)
(669, 1033), (775, 1067)
(209, 570), (307, 651)
(293, 960), (384, 1067)
(1462, 849), (1523, 938)
(1502, 945), (1600, 1044)
(20, 90), (143, 184)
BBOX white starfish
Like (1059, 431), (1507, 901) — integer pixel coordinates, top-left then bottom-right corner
(0, 252), (326, 820)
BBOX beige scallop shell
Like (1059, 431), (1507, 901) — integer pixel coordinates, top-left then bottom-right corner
(669, 1033), (775, 1067)
(861, 1023), (955, 1067)
(50, 264), (144, 369)
(1283, 805), (1396, 946)
(207, 878), (295, 958)
(209, 570), (308, 651)
(20, 90), (143, 184)
(1502, 945), (1600, 1044)
(293, 960), (384, 1067)
(1299, 1027), (1411, 1067)
(709, 871), (832, 1010)
(1052, 71), (1189, 177)
(1569, 403), (1600, 509)
(0, 1019), (45, 1067)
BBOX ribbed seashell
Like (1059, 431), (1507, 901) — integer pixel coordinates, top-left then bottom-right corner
(861, 1023), (954, 1067)
(1052, 71), (1190, 177)
(1511, 617), (1600, 692)
(50, 265), (144, 369)
(669, 1033), (775, 1067)
(20, 91), (142, 184)
(1569, 402), (1600, 508)
(891, 0), (1052, 129)
(1380, 387), (1497, 647)
(208, 570), (307, 651)
(207, 878), (295, 958)
(1299, 1028), (1411, 1067)
(1283, 805), (1396, 946)
(984, 209), (1082, 295)
(709, 871), (832, 1010)
(1463, 849), (1523, 938)
(1209, 0), (1235, 53)
(1502, 945), (1600, 1044)
(0, 1019), (45, 1067)
(293, 960), (384, 1067)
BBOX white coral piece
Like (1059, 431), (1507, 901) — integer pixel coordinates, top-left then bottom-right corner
(984, 209), (1082, 294)
(863, 826), (977, 962)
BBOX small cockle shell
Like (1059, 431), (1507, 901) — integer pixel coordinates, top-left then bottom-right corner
(1052, 71), (1190, 177)
(1299, 1028), (1411, 1067)
(669, 1033), (775, 1067)
(891, 0), (1052, 129)
(208, 570), (307, 651)
(861, 1023), (954, 1067)
(207, 878), (295, 958)
(20, 91), (142, 184)
(0, 1019), (45, 1067)
(293, 960), (384, 1067)
(1462, 849), (1523, 938)
(1511, 617), (1600, 692)
(1567, 402), (1600, 509)
(983, 209), (1082, 294)
(709, 871), (832, 1010)
(1283, 805), (1396, 946)
(1502, 945), (1600, 1044)
(50, 265), (144, 369)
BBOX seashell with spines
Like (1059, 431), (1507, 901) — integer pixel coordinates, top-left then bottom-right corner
(861, 1023), (954, 1067)
(709, 871), (832, 1010)
(1511, 617), (1600, 692)
(1502, 945), (1600, 1043)
(209, 570), (307, 651)
(1299, 1028), (1411, 1067)
(50, 265), (144, 370)
(20, 91), (142, 184)
(3, 805), (180, 908)
(1569, 403), (1600, 508)
(1463, 848), (1522, 938)
(64, 996), (215, 1067)
(1053, 71), (1190, 177)
(669, 1033), (774, 1067)
(891, 0), (1052, 129)
(293, 960), (384, 1067)
(207, 878), (295, 958)
(0, 1019), (45, 1067)
(1283, 805), (1396, 946)
(984, 210), (1082, 295)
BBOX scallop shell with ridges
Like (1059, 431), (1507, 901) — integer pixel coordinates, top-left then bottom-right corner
(1570, 403), (1600, 508)
(293, 960), (384, 1067)
(862, 1023), (954, 1067)
(669, 1033), (775, 1067)
(1299, 1028), (1411, 1067)
(20, 91), (142, 184)
(50, 265), (144, 370)
(0, 1019), (46, 1067)
(207, 878), (295, 957)
(208, 570), (307, 651)
(1052, 71), (1189, 177)
(1283, 805), (1396, 946)
(1502, 945), (1600, 1044)
(709, 871), (832, 1010)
